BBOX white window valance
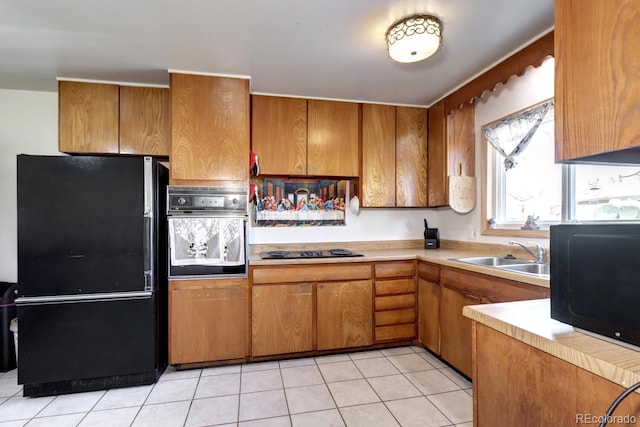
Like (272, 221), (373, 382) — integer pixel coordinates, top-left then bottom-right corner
(482, 100), (554, 170)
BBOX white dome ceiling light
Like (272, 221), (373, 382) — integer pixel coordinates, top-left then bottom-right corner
(386, 15), (443, 63)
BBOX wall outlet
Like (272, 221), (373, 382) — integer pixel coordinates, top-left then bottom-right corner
(469, 229), (478, 240)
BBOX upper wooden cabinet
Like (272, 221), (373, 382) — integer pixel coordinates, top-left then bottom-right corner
(251, 95), (307, 175)
(170, 73), (250, 183)
(59, 81), (119, 154)
(555, 0), (640, 163)
(427, 100), (448, 207)
(447, 103), (475, 179)
(424, 101), (475, 209)
(251, 96), (359, 177)
(307, 99), (360, 177)
(119, 86), (170, 156)
(396, 107), (428, 207)
(361, 104), (428, 207)
(361, 104), (396, 207)
(58, 81), (170, 156)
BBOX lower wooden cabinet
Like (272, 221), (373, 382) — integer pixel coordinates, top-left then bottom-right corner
(439, 285), (480, 377)
(417, 277), (441, 354)
(473, 323), (640, 426)
(245, 260), (550, 370)
(317, 280), (373, 351)
(250, 263), (373, 356)
(251, 284), (314, 357)
(169, 279), (247, 365)
(438, 267), (550, 377)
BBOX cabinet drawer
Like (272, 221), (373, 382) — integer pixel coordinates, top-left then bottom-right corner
(252, 264), (372, 284)
(375, 278), (416, 296)
(375, 294), (416, 311)
(169, 278), (248, 292)
(375, 308), (416, 326)
(375, 261), (415, 278)
(440, 267), (549, 302)
(375, 324), (416, 342)
(418, 262), (440, 283)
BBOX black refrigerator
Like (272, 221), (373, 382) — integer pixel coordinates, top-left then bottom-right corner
(16, 155), (168, 397)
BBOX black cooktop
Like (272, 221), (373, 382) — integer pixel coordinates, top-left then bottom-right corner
(259, 249), (364, 259)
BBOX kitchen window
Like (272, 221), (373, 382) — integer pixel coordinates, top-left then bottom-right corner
(482, 100), (640, 237)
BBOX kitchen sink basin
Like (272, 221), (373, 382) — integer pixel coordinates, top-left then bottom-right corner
(450, 256), (549, 279)
(498, 263), (550, 277)
(452, 256), (533, 266)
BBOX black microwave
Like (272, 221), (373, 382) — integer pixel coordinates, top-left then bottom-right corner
(550, 223), (640, 348)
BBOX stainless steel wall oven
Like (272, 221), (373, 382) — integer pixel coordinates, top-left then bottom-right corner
(167, 186), (248, 279)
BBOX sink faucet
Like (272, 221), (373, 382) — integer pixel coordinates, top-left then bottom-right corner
(508, 240), (547, 263)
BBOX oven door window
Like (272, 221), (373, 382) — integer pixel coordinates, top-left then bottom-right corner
(168, 217), (245, 266)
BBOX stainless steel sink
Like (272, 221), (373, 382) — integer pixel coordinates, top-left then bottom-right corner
(452, 256), (533, 266)
(498, 263), (550, 277)
(450, 256), (549, 279)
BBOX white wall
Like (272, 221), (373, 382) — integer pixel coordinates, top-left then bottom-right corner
(0, 63), (554, 279)
(0, 89), (60, 282)
(436, 58), (555, 246)
(248, 208), (438, 245)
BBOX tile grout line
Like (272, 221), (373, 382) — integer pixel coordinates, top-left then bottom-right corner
(394, 349), (457, 426)
(181, 368), (204, 427)
(276, 359), (294, 427)
(385, 350), (455, 426)
(0, 347), (473, 427)
(351, 352), (404, 427)
(312, 355), (349, 427)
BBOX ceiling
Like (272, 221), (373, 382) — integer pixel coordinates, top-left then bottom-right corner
(0, 0), (554, 107)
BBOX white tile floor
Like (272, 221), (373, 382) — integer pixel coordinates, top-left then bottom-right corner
(0, 346), (473, 427)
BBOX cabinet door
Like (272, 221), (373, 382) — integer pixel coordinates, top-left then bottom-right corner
(474, 323), (578, 426)
(307, 100), (360, 177)
(418, 277), (441, 354)
(119, 86), (170, 156)
(447, 104), (475, 180)
(475, 321), (640, 425)
(252, 284), (314, 357)
(427, 100), (448, 207)
(396, 107), (428, 207)
(361, 104), (396, 207)
(169, 282), (247, 364)
(251, 95), (307, 175)
(170, 74), (249, 183)
(556, 0), (640, 161)
(317, 280), (373, 351)
(58, 81), (119, 154)
(440, 285), (480, 377)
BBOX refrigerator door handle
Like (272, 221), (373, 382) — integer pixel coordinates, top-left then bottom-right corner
(15, 291), (153, 306)
(144, 271), (152, 292)
(143, 156), (155, 292)
(143, 157), (153, 217)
